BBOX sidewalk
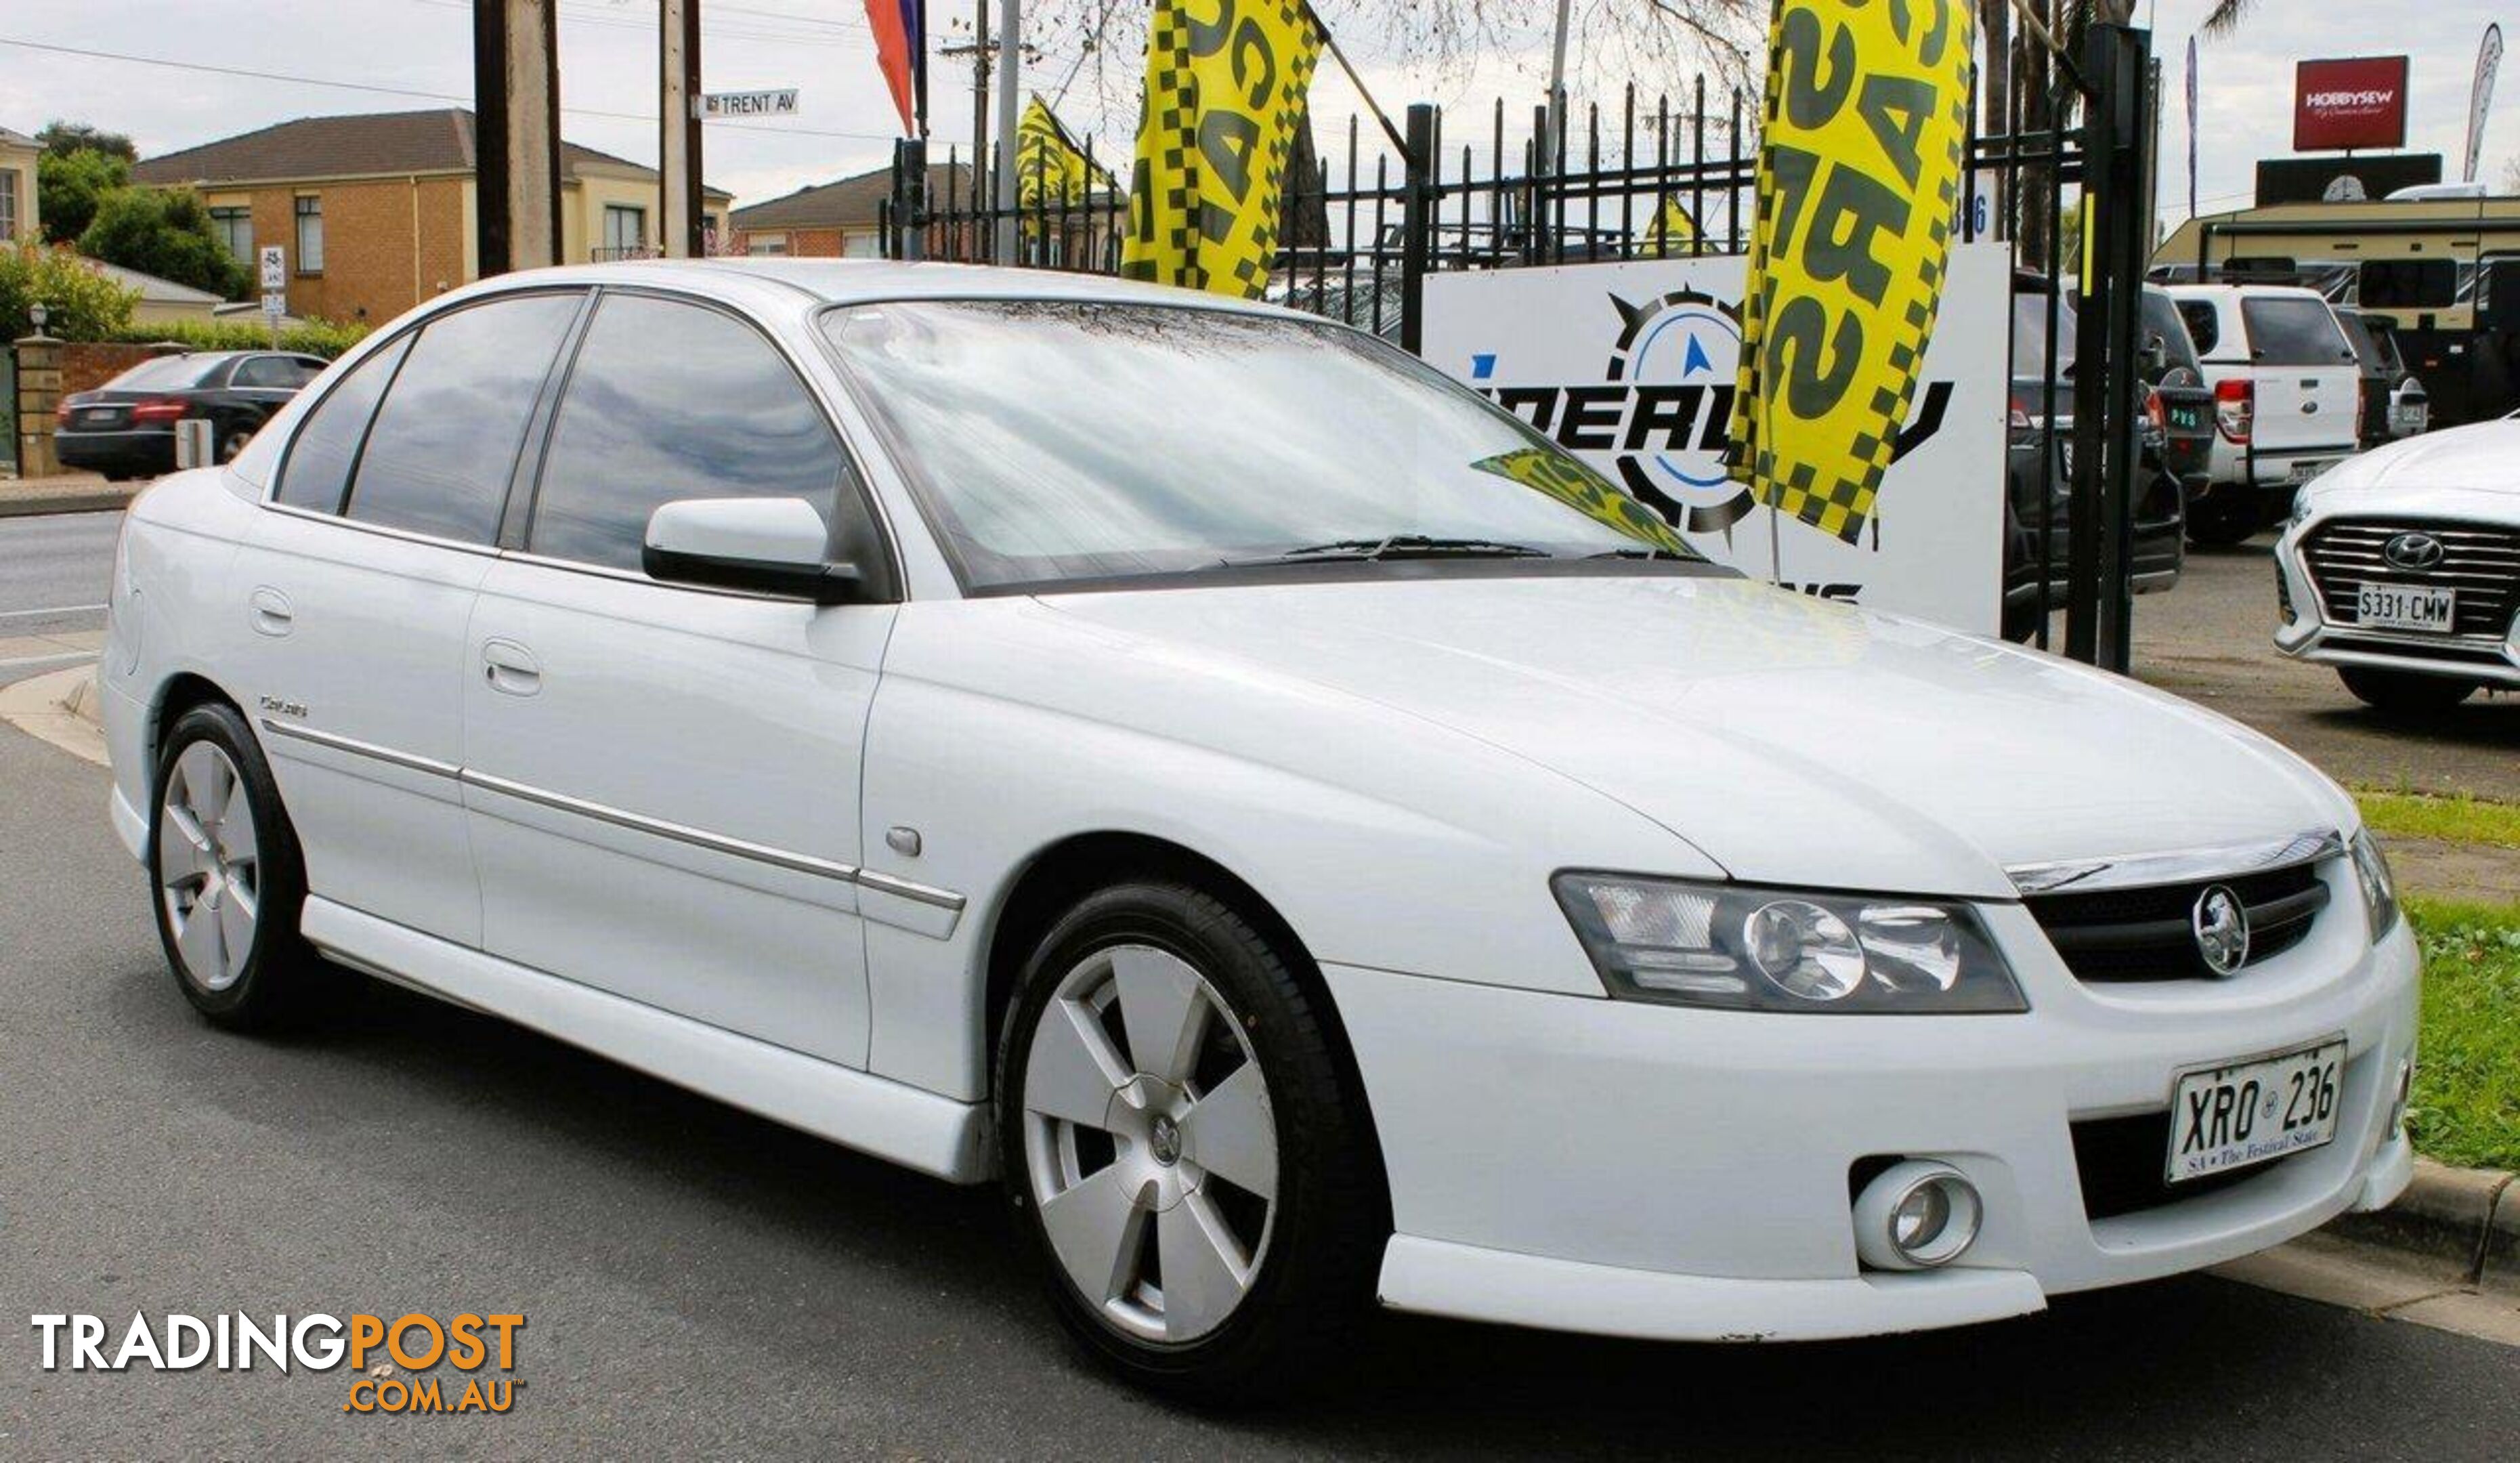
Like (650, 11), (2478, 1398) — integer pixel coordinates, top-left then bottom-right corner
(0, 471), (140, 518)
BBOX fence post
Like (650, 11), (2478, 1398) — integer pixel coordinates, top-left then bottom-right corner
(14, 335), (62, 480)
(1400, 104), (1435, 355)
(2065, 24), (2152, 671)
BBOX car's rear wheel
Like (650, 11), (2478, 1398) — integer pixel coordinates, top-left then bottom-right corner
(149, 702), (314, 1028)
(217, 425), (257, 463)
(994, 880), (1380, 1402)
(2185, 486), (2258, 547)
(2339, 666), (2478, 713)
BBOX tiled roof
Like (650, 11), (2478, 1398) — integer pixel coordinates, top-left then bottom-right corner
(731, 162), (973, 231)
(133, 108), (729, 197)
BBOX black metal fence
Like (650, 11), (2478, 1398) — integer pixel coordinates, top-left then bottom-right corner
(882, 24), (2159, 669)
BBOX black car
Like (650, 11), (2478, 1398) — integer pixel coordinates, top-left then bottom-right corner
(55, 351), (328, 480)
(2335, 306), (2427, 448)
(2001, 274), (2187, 640)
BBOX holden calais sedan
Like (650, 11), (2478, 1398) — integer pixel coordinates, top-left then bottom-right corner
(102, 261), (2416, 1398)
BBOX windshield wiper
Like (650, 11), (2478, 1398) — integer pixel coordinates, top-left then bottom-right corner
(1584, 545), (1699, 561)
(1220, 534), (1554, 568)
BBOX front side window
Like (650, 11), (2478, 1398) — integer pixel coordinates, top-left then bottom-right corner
(211, 206), (252, 266)
(529, 293), (868, 573)
(343, 293), (580, 543)
(2241, 297), (2353, 367)
(275, 336), (414, 513)
(294, 196), (323, 274)
(822, 301), (1703, 592)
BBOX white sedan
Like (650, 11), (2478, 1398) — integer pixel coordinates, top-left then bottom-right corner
(2274, 417), (2520, 710)
(102, 261), (2416, 1399)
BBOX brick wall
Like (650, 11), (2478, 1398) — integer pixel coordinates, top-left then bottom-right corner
(62, 342), (182, 394)
(225, 177), (465, 327)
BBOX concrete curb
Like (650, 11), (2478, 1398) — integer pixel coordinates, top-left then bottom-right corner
(2326, 1159), (2519, 1295)
(0, 663), (108, 768)
(0, 477), (137, 518)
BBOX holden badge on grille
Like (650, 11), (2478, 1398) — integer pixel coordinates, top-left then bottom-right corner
(2192, 885), (2251, 977)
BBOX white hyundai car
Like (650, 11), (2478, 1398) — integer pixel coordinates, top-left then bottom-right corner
(2273, 416), (2520, 711)
(102, 262), (2415, 1399)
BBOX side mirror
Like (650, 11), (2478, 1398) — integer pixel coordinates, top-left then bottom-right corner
(642, 496), (863, 605)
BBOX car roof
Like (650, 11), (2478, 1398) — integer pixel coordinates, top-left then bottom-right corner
(435, 257), (1314, 321)
(2162, 282), (2330, 303)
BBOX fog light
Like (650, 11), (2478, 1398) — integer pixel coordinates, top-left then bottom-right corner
(2387, 1058), (2412, 1134)
(1854, 1160), (1983, 1271)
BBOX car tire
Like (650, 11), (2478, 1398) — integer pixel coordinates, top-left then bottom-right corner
(2185, 487), (2258, 548)
(148, 701), (316, 1029)
(217, 425), (257, 463)
(994, 879), (1382, 1403)
(2339, 667), (2478, 714)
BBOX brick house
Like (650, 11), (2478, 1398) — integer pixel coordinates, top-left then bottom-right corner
(131, 108), (733, 324)
(0, 125), (39, 243)
(727, 162), (971, 258)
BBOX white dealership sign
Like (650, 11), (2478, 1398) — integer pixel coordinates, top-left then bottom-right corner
(1424, 243), (2011, 633)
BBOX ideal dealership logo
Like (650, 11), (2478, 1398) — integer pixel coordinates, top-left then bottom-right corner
(1467, 287), (1952, 543)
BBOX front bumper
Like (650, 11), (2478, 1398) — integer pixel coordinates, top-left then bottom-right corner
(1329, 895), (2418, 1343)
(2273, 527), (2520, 688)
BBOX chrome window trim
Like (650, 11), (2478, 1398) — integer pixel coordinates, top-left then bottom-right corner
(261, 500), (503, 557)
(2007, 829), (2346, 896)
(257, 718), (461, 779)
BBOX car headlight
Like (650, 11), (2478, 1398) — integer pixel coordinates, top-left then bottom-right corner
(2349, 828), (2399, 941)
(1552, 873), (2028, 1013)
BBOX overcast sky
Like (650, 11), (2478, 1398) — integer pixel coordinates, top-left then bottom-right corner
(0, 1), (2511, 225)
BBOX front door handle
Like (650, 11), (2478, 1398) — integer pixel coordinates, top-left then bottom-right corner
(248, 587), (294, 637)
(482, 639), (542, 697)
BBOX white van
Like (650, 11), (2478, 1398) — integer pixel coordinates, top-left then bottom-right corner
(2165, 284), (2364, 545)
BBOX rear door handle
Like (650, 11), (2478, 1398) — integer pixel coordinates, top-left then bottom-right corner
(248, 587), (294, 637)
(482, 638), (542, 697)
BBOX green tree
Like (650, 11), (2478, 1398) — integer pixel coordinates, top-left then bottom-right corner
(78, 188), (250, 298)
(37, 147), (132, 245)
(35, 120), (138, 163)
(0, 240), (140, 339)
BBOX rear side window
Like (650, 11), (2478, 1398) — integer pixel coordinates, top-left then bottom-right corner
(2335, 313), (2385, 372)
(344, 293), (581, 544)
(526, 293), (868, 574)
(2239, 297), (2352, 367)
(274, 336), (413, 513)
(232, 356), (311, 389)
(2175, 300), (2220, 356)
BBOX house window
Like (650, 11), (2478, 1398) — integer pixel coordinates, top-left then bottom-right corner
(842, 232), (880, 259)
(601, 204), (646, 259)
(211, 206), (253, 266)
(294, 195), (324, 274)
(749, 232), (789, 256)
(0, 170), (18, 242)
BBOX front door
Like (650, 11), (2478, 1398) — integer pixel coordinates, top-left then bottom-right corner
(461, 289), (895, 1066)
(233, 292), (583, 945)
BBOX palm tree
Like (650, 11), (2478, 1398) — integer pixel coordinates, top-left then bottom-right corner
(2199, 1), (2260, 35)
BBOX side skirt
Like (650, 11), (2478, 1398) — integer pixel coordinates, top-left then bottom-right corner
(300, 897), (995, 1183)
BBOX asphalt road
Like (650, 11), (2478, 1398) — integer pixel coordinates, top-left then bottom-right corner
(1, 717), (2516, 1457)
(0, 511), (116, 688)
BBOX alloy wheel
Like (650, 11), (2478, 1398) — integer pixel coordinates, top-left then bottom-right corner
(158, 741), (259, 992)
(1021, 943), (1280, 1344)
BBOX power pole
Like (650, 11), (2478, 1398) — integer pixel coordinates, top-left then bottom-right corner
(660, 0), (704, 257)
(992, 0), (1021, 261)
(940, 2), (995, 214)
(474, 0), (562, 275)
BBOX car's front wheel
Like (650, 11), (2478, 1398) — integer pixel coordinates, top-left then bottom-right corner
(2339, 666), (2478, 713)
(994, 880), (1382, 1402)
(149, 701), (315, 1028)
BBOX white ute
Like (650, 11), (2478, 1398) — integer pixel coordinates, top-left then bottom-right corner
(102, 261), (2417, 1399)
(2168, 284), (2364, 547)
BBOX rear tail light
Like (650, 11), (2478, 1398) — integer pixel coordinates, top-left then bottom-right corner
(54, 400), (72, 425)
(2213, 379), (2254, 445)
(129, 397), (192, 423)
(2008, 394), (2034, 448)
(2144, 387), (2166, 437)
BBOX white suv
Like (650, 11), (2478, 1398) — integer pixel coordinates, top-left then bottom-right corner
(2166, 284), (2364, 546)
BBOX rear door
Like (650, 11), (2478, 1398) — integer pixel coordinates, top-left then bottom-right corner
(2238, 293), (2360, 460)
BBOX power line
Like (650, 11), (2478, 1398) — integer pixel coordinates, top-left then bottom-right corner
(0, 35), (903, 143)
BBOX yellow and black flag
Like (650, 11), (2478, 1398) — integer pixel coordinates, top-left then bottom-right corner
(1015, 94), (1114, 219)
(1120, 0), (1325, 298)
(1640, 195), (1698, 253)
(1727, 0), (1976, 545)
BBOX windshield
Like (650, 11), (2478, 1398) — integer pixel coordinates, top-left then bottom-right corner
(2010, 291), (2074, 377)
(822, 300), (1704, 591)
(2241, 297), (2353, 367)
(104, 356), (226, 391)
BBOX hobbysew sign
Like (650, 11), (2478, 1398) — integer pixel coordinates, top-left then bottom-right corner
(1423, 245), (2010, 633)
(2293, 56), (2410, 152)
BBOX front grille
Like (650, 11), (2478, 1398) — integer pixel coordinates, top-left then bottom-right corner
(2071, 1110), (2284, 1220)
(2026, 862), (2329, 983)
(2301, 519), (2520, 639)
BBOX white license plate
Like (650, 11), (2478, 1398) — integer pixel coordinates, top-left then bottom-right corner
(2356, 583), (2455, 633)
(2166, 1039), (2345, 1184)
(2287, 459), (2333, 485)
